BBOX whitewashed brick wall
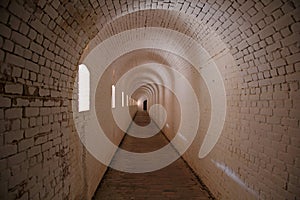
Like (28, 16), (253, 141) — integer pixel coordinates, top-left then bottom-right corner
(0, 0), (299, 199)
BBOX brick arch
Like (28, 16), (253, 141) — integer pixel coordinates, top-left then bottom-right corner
(0, 0), (299, 199)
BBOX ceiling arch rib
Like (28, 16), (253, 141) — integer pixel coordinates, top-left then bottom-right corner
(80, 9), (222, 62)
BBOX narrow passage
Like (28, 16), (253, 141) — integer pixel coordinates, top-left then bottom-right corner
(93, 111), (213, 200)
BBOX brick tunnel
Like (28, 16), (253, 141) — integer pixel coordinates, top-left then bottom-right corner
(0, 0), (300, 199)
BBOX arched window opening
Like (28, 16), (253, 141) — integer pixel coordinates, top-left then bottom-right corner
(78, 64), (90, 112)
(121, 92), (124, 107)
(112, 85), (116, 108)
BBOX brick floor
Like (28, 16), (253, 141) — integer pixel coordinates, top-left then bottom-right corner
(93, 111), (213, 200)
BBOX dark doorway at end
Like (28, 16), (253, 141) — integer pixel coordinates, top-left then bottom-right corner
(143, 100), (147, 111)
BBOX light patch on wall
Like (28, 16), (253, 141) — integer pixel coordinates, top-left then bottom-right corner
(78, 64), (90, 112)
(178, 132), (187, 142)
(211, 159), (258, 198)
(112, 85), (115, 108)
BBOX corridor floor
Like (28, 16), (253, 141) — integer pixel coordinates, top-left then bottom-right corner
(93, 111), (213, 200)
